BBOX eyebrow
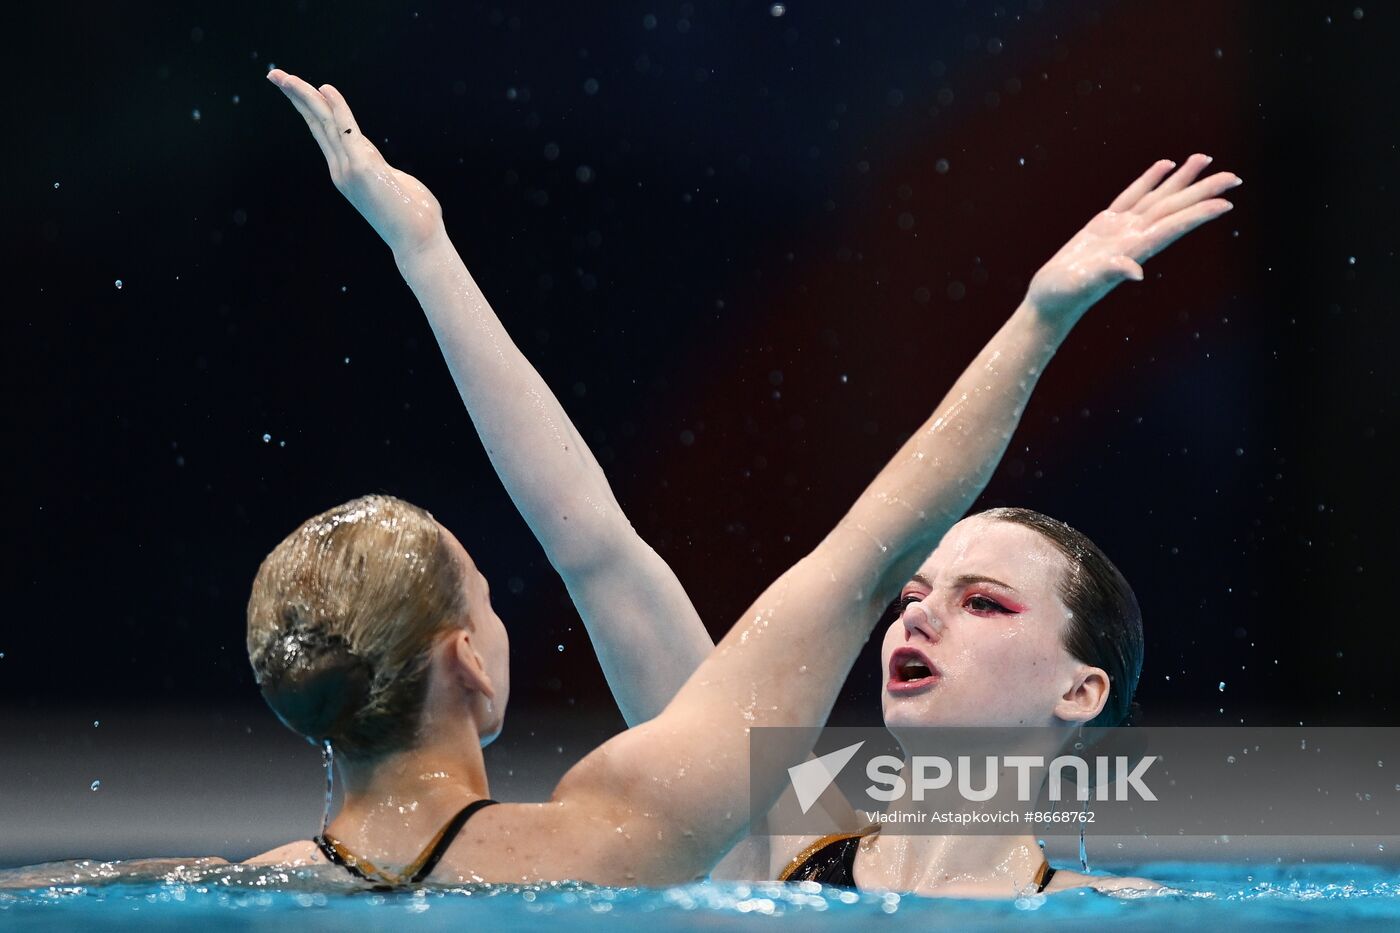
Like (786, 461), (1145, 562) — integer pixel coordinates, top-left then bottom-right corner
(909, 571), (1020, 594)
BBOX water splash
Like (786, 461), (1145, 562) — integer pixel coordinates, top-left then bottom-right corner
(320, 740), (335, 837)
(1078, 794), (1090, 872)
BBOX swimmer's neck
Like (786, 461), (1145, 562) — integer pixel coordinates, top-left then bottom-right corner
(859, 831), (1048, 895)
(333, 717), (491, 825)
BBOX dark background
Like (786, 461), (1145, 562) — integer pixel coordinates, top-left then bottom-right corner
(4, 1), (1399, 860)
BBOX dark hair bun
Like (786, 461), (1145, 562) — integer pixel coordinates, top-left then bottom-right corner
(256, 629), (373, 744)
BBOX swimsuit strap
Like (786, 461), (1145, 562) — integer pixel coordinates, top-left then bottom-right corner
(777, 825), (881, 884)
(1033, 858), (1057, 893)
(407, 798), (498, 883)
(313, 833), (376, 883)
(315, 797), (499, 888)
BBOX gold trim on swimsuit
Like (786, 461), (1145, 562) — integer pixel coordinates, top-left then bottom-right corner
(1032, 857), (1056, 892)
(315, 798), (498, 887)
(777, 825), (881, 883)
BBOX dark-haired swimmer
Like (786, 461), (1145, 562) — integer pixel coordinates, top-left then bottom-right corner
(253, 70), (1237, 893)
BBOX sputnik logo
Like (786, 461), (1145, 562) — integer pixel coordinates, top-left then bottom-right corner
(787, 741), (865, 814)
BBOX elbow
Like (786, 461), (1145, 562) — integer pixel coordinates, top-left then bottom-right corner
(546, 519), (644, 578)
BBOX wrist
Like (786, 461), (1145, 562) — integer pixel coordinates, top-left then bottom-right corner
(1016, 296), (1084, 343)
(392, 227), (454, 271)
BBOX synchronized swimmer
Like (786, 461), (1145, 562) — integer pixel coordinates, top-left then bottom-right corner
(239, 68), (1240, 897)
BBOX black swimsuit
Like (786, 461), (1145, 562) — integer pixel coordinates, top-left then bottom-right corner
(778, 828), (1058, 893)
(314, 798), (498, 889)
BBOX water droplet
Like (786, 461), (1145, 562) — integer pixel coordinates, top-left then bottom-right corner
(556, 644), (564, 652)
(344, 356), (351, 364)
(93, 720), (100, 728)
(839, 374), (849, 384)
(1218, 681), (1226, 691)
(53, 181), (60, 189)
(90, 780), (102, 791)
(1347, 256), (1357, 265)
(769, 3), (786, 16)
(262, 433), (272, 443)
(114, 279), (123, 289)
(935, 158), (950, 174)
(1226, 755), (1236, 764)
(191, 108), (202, 121)
(340, 285), (348, 293)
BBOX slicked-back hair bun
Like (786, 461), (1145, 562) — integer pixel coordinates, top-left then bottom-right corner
(256, 627), (373, 743)
(246, 494), (471, 760)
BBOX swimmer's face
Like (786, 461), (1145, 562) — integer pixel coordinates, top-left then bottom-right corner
(879, 515), (1107, 732)
(442, 526), (511, 746)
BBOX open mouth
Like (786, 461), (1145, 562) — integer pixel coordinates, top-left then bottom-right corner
(887, 647), (940, 695)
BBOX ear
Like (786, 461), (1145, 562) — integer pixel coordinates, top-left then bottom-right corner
(448, 629), (496, 701)
(1053, 665), (1109, 724)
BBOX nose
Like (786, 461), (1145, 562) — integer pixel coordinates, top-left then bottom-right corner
(900, 597), (944, 643)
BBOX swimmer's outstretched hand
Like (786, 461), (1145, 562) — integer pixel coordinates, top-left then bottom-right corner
(266, 68), (446, 256)
(1025, 154), (1241, 323)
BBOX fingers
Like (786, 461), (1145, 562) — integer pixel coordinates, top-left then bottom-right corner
(1142, 170), (1242, 224)
(1108, 159), (1176, 213)
(266, 69), (346, 177)
(1138, 198), (1234, 259)
(317, 84), (358, 137)
(1134, 153), (1213, 213)
(318, 83), (381, 166)
(266, 69), (337, 128)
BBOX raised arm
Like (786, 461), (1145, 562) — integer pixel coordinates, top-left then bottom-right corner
(549, 153), (1240, 884)
(266, 69), (711, 725)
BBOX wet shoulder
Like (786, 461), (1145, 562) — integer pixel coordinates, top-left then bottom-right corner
(1045, 867), (1163, 894)
(429, 799), (663, 885)
(429, 798), (803, 886)
(242, 839), (324, 866)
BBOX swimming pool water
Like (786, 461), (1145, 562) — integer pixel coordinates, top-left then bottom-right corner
(3, 860), (1398, 931)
